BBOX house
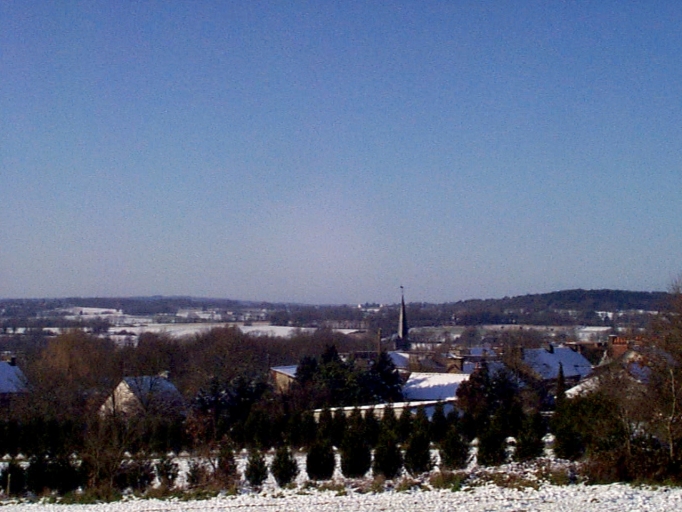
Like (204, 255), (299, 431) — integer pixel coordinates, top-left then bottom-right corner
(566, 346), (654, 399)
(312, 372), (469, 421)
(100, 374), (185, 417)
(522, 345), (592, 384)
(270, 365), (298, 393)
(402, 372), (470, 402)
(0, 358), (26, 395)
(0, 358), (27, 410)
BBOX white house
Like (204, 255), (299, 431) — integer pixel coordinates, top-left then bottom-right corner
(100, 374), (185, 417)
(0, 359), (26, 393)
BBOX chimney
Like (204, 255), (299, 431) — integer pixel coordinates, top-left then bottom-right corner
(10, 356), (17, 366)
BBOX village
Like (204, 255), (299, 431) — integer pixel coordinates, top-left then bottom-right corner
(1, 288), (674, 503)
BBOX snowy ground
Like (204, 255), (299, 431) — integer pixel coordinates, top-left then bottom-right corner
(2, 484), (682, 512)
(2, 453), (682, 511)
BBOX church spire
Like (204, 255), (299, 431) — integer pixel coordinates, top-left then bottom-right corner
(397, 286), (410, 350)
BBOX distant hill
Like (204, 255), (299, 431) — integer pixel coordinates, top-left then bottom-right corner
(432, 289), (671, 327)
(450, 289), (668, 313)
(0, 289), (672, 330)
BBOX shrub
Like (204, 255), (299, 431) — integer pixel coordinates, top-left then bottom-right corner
(26, 455), (82, 495)
(340, 428), (371, 478)
(271, 446), (299, 487)
(430, 402), (449, 444)
(372, 431), (403, 479)
(626, 435), (669, 482)
(439, 426), (469, 470)
(154, 456), (179, 489)
(331, 410), (347, 448)
(215, 442), (239, 487)
(306, 442), (335, 480)
(245, 448), (268, 488)
(114, 458), (154, 492)
(26, 455), (50, 495)
(363, 409), (381, 448)
(0, 460), (26, 496)
(397, 408), (413, 444)
(515, 411), (546, 462)
(299, 411), (318, 449)
(380, 404), (398, 438)
(187, 460), (212, 488)
(404, 430), (434, 476)
(477, 427), (507, 467)
(429, 470), (466, 491)
(316, 408), (334, 445)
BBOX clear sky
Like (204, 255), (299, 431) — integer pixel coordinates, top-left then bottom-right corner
(1, 1), (681, 304)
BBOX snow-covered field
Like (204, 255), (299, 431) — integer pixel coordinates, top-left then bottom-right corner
(2, 484), (681, 512)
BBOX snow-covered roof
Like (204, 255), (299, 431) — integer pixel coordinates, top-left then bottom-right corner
(0, 362), (26, 394)
(123, 375), (182, 400)
(403, 372), (470, 401)
(469, 346), (497, 358)
(565, 376), (600, 398)
(271, 365), (298, 379)
(462, 361), (477, 374)
(387, 351), (409, 369)
(523, 346), (592, 380)
(109, 375), (186, 415)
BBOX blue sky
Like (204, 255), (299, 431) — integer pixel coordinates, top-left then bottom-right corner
(1, 1), (681, 304)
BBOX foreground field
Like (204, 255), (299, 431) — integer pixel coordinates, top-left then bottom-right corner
(2, 483), (682, 512)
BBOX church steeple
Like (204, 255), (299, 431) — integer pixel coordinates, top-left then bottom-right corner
(397, 286), (410, 351)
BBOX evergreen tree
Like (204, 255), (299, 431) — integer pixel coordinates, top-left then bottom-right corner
(364, 408), (381, 448)
(317, 408), (334, 445)
(244, 407), (272, 449)
(430, 402), (449, 444)
(368, 351), (404, 402)
(271, 446), (299, 487)
(26, 455), (50, 494)
(155, 455), (179, 489)
(114, 457), (155, 492)
(413, 405), (431, 440)
(456, 361), (492, 440)
(305, 441), (335, 480)
(331, 409), (347, 448)
(286, 411), (304, 448)
(439, 426), (469, 470)
(515, 410), (546, 462)
(381, 404), (398, 438)
(550, 399), (586, 460)
(245, 448), (268, 488)
(340, 425), (371, 478)
(372, 431), (403, 479)
(404, 429), (434, 476)
(215, 441), (239, 487)
(490, 368), (524, 439)
(397, 407), (413, 444)
(555, 363), (567, 409)
(299, 410), (318, 449)
(477, 413), (507, 466)
(347, 408), (364, 436)
(296, 355), (319, 385)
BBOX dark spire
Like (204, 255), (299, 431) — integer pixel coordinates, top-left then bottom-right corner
(397, 286), (410, 351)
